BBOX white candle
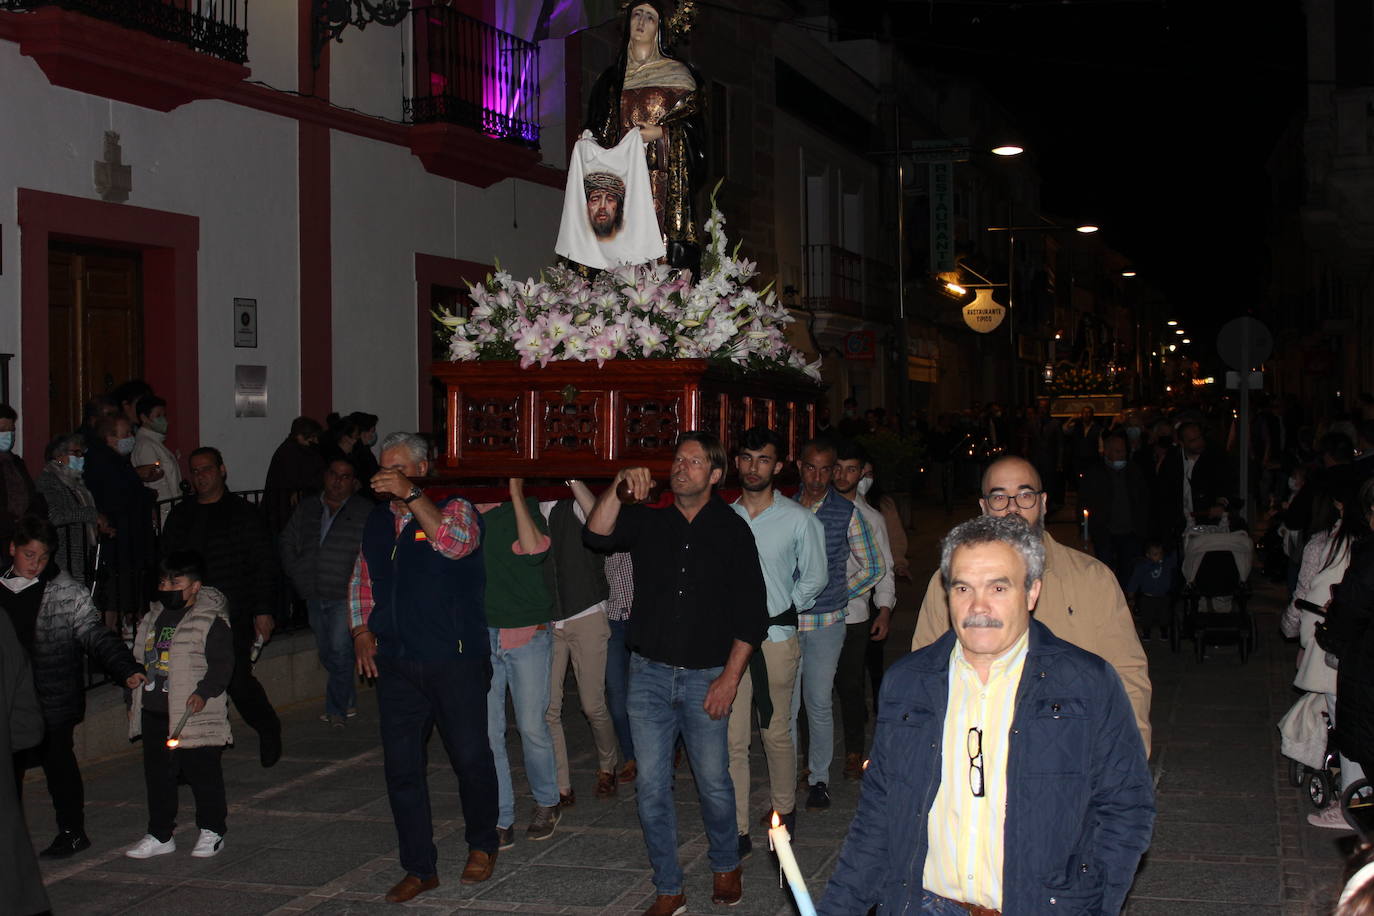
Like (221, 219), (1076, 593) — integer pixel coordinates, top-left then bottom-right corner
(165, 705), (194, 748)
(769, 813), (818, 916)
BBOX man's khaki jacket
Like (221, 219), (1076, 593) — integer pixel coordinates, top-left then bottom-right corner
(912, 530), (1152, 755)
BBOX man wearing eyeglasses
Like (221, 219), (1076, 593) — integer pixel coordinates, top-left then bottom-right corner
(822, 515), (1154, 916)
(911, 456), (1151, 755)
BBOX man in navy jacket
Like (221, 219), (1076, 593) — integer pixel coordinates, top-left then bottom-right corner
(821, 515), (1153, 915)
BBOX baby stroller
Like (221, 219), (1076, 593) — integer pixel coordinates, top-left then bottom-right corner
(1177, 530), (1255, 662)
(1280, 690), (1342, 808)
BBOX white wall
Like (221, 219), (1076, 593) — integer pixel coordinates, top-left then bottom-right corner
(0, 43), (300, 490)
(329, 131), (563, 434)
(245, 0), (298, 93)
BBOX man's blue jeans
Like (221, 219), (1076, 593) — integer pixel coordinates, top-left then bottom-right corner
(628, 652), (738, 894)
(487, 628), (560, 828)
(605, 618), (635, 764)
(375, 654), (499, 879)
(791, 618), (846, 786)
(307, 598), (356, 718)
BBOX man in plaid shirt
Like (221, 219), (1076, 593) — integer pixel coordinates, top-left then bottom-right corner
(349, 432), (499, 903)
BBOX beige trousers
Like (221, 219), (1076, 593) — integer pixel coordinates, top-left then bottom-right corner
(548, 610), (620, 791)
(727, 634), (801, 833)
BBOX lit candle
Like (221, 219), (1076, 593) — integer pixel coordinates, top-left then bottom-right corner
(769, 812), (818, 916)
(1081, 508), (1090, 543)
(165, 705), (194, 748)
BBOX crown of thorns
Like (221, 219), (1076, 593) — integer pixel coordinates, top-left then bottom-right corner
(618, 0), (698, 45)
(584, 171), (626, 197)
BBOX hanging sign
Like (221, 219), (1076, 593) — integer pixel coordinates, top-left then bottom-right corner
(929, 162), (955, 273)
(961, 288), (1005, 333)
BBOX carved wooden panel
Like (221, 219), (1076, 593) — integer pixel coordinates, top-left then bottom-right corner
(621, 395), (682, 456)
(461, 395), (521, 453)
(726, 395), (748, 455)
(700, 391), (724, 440)
(540, 393), (602, 454)
(775, 400), (794, 458)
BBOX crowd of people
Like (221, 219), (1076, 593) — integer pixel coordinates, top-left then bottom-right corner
(14, 379), (1374, 912)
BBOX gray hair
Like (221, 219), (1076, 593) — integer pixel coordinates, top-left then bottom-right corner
(939, 515), (1045, 592)
(379, 431), (429, 465)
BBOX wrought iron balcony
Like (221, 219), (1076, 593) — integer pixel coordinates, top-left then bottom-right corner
(404, 3), (540, 149)
(0, 0), (249, 64)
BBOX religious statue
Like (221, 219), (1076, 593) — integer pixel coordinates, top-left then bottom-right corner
(584, 1), (705, 276)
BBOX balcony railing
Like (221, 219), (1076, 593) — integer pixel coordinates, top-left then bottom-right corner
(405, 3), (540, 148)
(803, 244), (863, 316)
(0, 0), (249, 64)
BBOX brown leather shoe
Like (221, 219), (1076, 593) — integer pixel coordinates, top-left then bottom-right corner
(618, 759), (638, 783)
(712, 866), (743, 906)
(385, 874), (438, 902)
(642, 893), (687, 916)
(459, 849), (497, 885)
(595, 770), (617, 799)
(843, 751), (864, 780)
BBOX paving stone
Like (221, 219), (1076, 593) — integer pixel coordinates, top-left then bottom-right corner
(138, 886), (300, 914)
(40, 877), (166, 914)
(1150, 819), (1278, 857)
(470, 864), (643, 906)
(1130, 859), (1280, 905)
(209, 846), (378, 887)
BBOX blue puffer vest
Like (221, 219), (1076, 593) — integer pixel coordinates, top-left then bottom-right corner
(360, 497), (487, 662)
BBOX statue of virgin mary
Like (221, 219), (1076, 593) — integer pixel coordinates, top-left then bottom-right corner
(584, 1), (706, 277)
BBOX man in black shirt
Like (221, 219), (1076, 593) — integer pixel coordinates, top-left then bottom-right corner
(160, 447), (282, 767)
(585, 432), (768, 916)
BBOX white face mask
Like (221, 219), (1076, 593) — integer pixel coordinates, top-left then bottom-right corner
(0, 431), (13, 453)
(857, 476), (874, 497)
(1288, 477), (1300, 492)
(1, 573), (38, 593)
(115, 436), (136, 456)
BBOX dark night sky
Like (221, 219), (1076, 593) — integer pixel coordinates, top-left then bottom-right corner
(872, 0), (1308, 356)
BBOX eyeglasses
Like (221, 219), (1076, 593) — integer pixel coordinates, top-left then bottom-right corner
(968, 727), (985, 798)
(983, 489), (1042, 511)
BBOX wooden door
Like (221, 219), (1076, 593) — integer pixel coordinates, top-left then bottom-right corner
(48, 246), (143, 436)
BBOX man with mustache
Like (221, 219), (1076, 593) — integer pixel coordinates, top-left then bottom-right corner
(584, 432), (768, 915)
(822, 515), (1154, 915)
(911, 455), (1152, 754)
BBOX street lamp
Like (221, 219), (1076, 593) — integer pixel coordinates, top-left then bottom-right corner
(876, 136), (1025, 423)
(984, 221), (1102, 405)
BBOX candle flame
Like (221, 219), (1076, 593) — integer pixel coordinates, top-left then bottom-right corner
(771, 812), (781, 829)
(863, 758), (870, 770)
(165, 738), (180, 748)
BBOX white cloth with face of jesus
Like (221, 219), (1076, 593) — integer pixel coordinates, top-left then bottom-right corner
(556, 129), (664, 270)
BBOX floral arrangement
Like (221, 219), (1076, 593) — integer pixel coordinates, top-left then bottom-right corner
(434, 189), (822, 383)
(1045, 364), (1120, 395)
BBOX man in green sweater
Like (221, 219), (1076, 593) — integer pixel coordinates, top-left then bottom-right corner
(482, 478), (561, 848)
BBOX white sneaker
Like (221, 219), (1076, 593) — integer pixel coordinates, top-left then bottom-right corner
(125, 834), (176, 858)
(190, 828), (225, 858)
(1308, 804), (1354, 830)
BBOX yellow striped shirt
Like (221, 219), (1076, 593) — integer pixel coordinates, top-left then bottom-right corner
(922, 627), (1030, 910)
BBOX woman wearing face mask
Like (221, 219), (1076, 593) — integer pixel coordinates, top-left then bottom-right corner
(35, 435), (114, 584)
(0, 404), (47, 553)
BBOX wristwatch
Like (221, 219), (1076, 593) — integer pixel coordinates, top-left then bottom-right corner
(403, 485), (424, 504)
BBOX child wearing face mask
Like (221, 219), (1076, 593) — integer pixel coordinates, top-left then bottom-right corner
(126, 550), (235, 861)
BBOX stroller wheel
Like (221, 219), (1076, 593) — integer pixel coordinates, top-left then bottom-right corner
(1310, 770), (1336, 808)
(1343, 778), (1374, 834)
(1289, 758), (1305, 788)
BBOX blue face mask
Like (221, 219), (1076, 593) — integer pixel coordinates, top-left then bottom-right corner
(67, 455), (85, 474)
(0, 432), (13, 453)
(1108, 459), (1128, 471)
